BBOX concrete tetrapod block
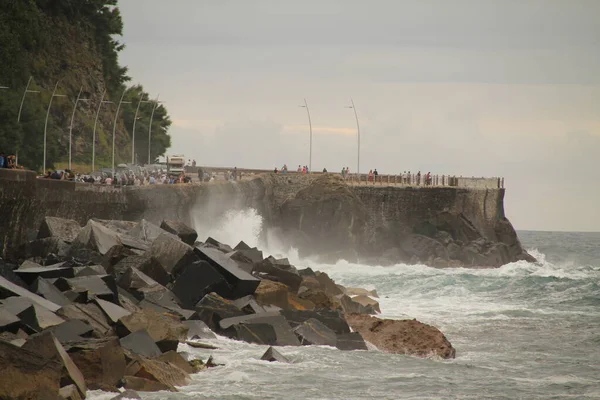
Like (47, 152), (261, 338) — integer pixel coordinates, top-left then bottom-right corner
(95, 298), (131, 324)
(37, 216), (82, 243)
(191, 292), (245, 331)
(14, 263), (75, 285)
(119, 329), (163, 358)
(128, 219), (169, 243)
(1, 296), (65, 332)
(204, 237), (233, 253)
(261, 346), (291, 363)
(281, 309), (351, 335)
(0, 340), (63, 400)
(160, 220), (198, 246)
(149, 233), (197, 277)
(233, 295), (266, 314)
(194, 246), (260, 299)
(0, 275), (62, 311)
(56, 303), (113, 338)
(113, 255), (170, 287)
(72, 220), (123, 256)
(252, 259), (302, 292)
(234, 323), (277, 345)
(117, 266), (160, 293)
(293, 318), (338, 347)
(49, 319), (94, 343)
(116, 308), (188, 353)
(56, 275), (119, 304)
(102, 245), (136, 273)
(219, 312), (300, 346)
(233, 240), (251, 251)
(172, 261), (232, 309)
(22, 331), (87, 398)
(335, 332), (369, 351)
(66, 337), (126, 390)
(183, 320), (217, 340)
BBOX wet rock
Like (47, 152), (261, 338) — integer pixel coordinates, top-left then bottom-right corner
(195, 246), (260, 299)
(0, 340), (63, 400)
(158, 350), (194, 374)
(233, 295), (266, 314)
(172, 261), (231, 309)
(281, 309), (351, 334)
(110, 390), (142, 400)
(67, 337), (126, 390)
(335, 332), (368, 351)
(72, 220), (122, 256)
(293, 318), (337, 347)
(191, 292), (245, 331)
(59, 384), (82, 400)
(15, 263), (75, 285)
(252, 259), (302, 292)
(183, 320), (217, 340)
(119, 329), (163, 358)
(234, 322), (277, 345)
(38, 217), (82, 243)
(233, 241), (251, 251)
(351, 294), (381, 313)
(219, 313), (300, 346)
(22, 331), (87, 398)
(338, 294), (373, 315)
(233, 247), (263, 264)
(345, 314), (456, 359)
(149, 233), (197, 277)
(56, 303), (113, 338)
(260, 346), (290, 363)
(204, 237), (233, 253)
(116, 308), (188, 353)
(122, 375), (173, 392)
(160, 220), (198, 246)
(187, 358), (207, 373)
(254, 279), (289, 309)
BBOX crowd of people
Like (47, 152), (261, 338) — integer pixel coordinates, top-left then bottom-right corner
(0, 152), (20, 169)
(40, 168), (193, 186)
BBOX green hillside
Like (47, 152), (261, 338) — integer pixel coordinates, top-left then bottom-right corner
(0, 0), (171, 172)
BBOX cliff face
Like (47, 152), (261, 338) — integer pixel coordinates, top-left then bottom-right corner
(0, 170), (533, 268)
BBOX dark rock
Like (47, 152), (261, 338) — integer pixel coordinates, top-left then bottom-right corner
(67, 337), (126, 390)
(38, 217), (82, 243)
(335, 332), (368, 351)
(15, 263), (75, 285)
(0, 275), (61, 311)
(110, 390), (142, 400)
(2, 296), (65, 332)
(20, 259), (43, 269)
(158, 350), (194, 374)
(49, 319), (93, 343)
(298, 267), (316, 277)
(260, 346), (290, 362)
(149, 233), (197, 277)
(314, 272), (344, 296)
(183, 320), (217, 340)
(122, 375), (173, 392)
(95, 298), (131, 324)
(191, 292), (245, 331)
(117, 287), (141, 313)
(102, 245), (136, 273)
(20, 237), (71, 261)
(281, 309), (351, 334)
(172, 261), (231, 308)
(234, 323), (277, 345)
(293, 318), (337, 346)
(252, 259), (302, 292)
(346, 314), (456, 359)
(72, 220), (122, 255)
(56, 303), (113, 338)
(68, 247), (104, 266)
(195, 246), (260, 299)
(22, 331), (87, 398)
(63, 290), (88, 303)
(160, 220), (198, 246)
(117, 266), (159, 294)
(219, 312), (300, 346)
(116, 308), (188, 353)
(233, 295), (266, 314)
(204, 237), (233, 253)
(136, 284), (183, 313)
(400, 234), (449, 262)
(0, 306), (21, 333)
(128, 219), (168, 243)
(113, 255), (169, 287)
(0, 340), (63, 400)
(224, 251), (254, 273)
(119, 329), (163, 358)
(56, 275), (119, 304)
(233, 241), (251, 251)
(253, 280), (289, 309)
(0, 261), (30, 290)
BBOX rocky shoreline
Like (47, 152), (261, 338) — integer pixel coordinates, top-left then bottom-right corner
(0, 216), (454, 399)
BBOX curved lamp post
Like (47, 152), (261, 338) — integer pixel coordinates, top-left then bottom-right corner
(68, 87), (91, 170)
(299, 98), (313, 173)
(147, 94), (164, 165)
(344, 98), (361, 175)
(43, 81), (67, 175)
(111, 89), (132, 177)
(92, 90), (113, 173)
(16, 76), (40, 165)
(132, 95), (152, 164)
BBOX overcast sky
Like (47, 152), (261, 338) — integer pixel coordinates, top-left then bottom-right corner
(117, 0), (600, 232)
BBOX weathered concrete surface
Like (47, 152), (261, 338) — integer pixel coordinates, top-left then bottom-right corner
(0, 169), (531, 267)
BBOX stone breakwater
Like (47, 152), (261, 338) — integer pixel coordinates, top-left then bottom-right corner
(0, 169), (533, 268)
(0, 216), (453, 399)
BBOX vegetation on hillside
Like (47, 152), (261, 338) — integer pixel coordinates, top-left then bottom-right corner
(0, 0), (171, 172)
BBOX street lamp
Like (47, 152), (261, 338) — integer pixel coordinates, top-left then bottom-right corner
(16, 76), (41, 165)
(68, 87), (91, 170)
(111, 89), (132, 177)
(43, 81), (67, 175)
(344, 98), (361, 175)
(132, 96), (152, 164)
(92, 89), (113, 172)
(147, 94), (164, 165)
(299, 98), (313, 173)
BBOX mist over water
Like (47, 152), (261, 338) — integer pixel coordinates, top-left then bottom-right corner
(92, 209), (600, 399)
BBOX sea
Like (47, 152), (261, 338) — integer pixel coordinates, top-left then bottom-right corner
(90, 210), (600, 400)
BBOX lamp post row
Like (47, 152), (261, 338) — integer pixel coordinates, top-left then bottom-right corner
(0, 78), (162, 174)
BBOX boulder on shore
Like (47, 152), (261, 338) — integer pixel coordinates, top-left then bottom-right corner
(345, 314), (456, 359)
